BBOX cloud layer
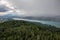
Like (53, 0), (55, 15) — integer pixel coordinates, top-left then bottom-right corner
(0, 4), (10, 12)
(8, 0), (60, 17)
(0, 0), (25, 16)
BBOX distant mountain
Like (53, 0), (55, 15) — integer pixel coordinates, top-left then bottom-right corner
(0, 12), (24, 23)
(0, 14), (15, 18)
(0, 13), (16, 23)
(22, 16), (60, 22)
(3, 14), (16, 18)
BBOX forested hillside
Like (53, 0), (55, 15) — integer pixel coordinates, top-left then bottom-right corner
(0, 20), (60, 40)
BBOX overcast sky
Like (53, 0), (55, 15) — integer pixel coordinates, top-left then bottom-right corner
(1, 0), (60, 17)
(7, 0), (60, 17)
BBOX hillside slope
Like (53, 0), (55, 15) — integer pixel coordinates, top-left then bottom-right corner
(0, 20), (60, 40)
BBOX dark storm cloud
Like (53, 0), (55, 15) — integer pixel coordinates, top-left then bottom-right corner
(0, 4), (10, 12)
(8, 0), (60, 17)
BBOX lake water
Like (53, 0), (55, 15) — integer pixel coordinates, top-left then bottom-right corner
(13, 18), (60, 28)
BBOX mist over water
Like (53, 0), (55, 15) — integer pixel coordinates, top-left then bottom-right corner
(13, 18), (60, 28)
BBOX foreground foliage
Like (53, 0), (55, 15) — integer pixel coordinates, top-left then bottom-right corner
(0, 20), (60, 40)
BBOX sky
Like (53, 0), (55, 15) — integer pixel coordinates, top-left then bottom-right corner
(7, 0), (60, 17)
(0, 0), (60, 17)
(0, 0), (25, 16)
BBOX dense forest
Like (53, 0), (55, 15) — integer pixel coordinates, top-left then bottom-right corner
(0, 20), (60, 40)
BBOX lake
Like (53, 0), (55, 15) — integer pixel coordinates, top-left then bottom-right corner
(13, 18), (60, 28)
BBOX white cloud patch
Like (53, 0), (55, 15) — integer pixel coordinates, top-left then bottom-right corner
(0, 10), (26, 16)
(0, 0), (25, 16)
